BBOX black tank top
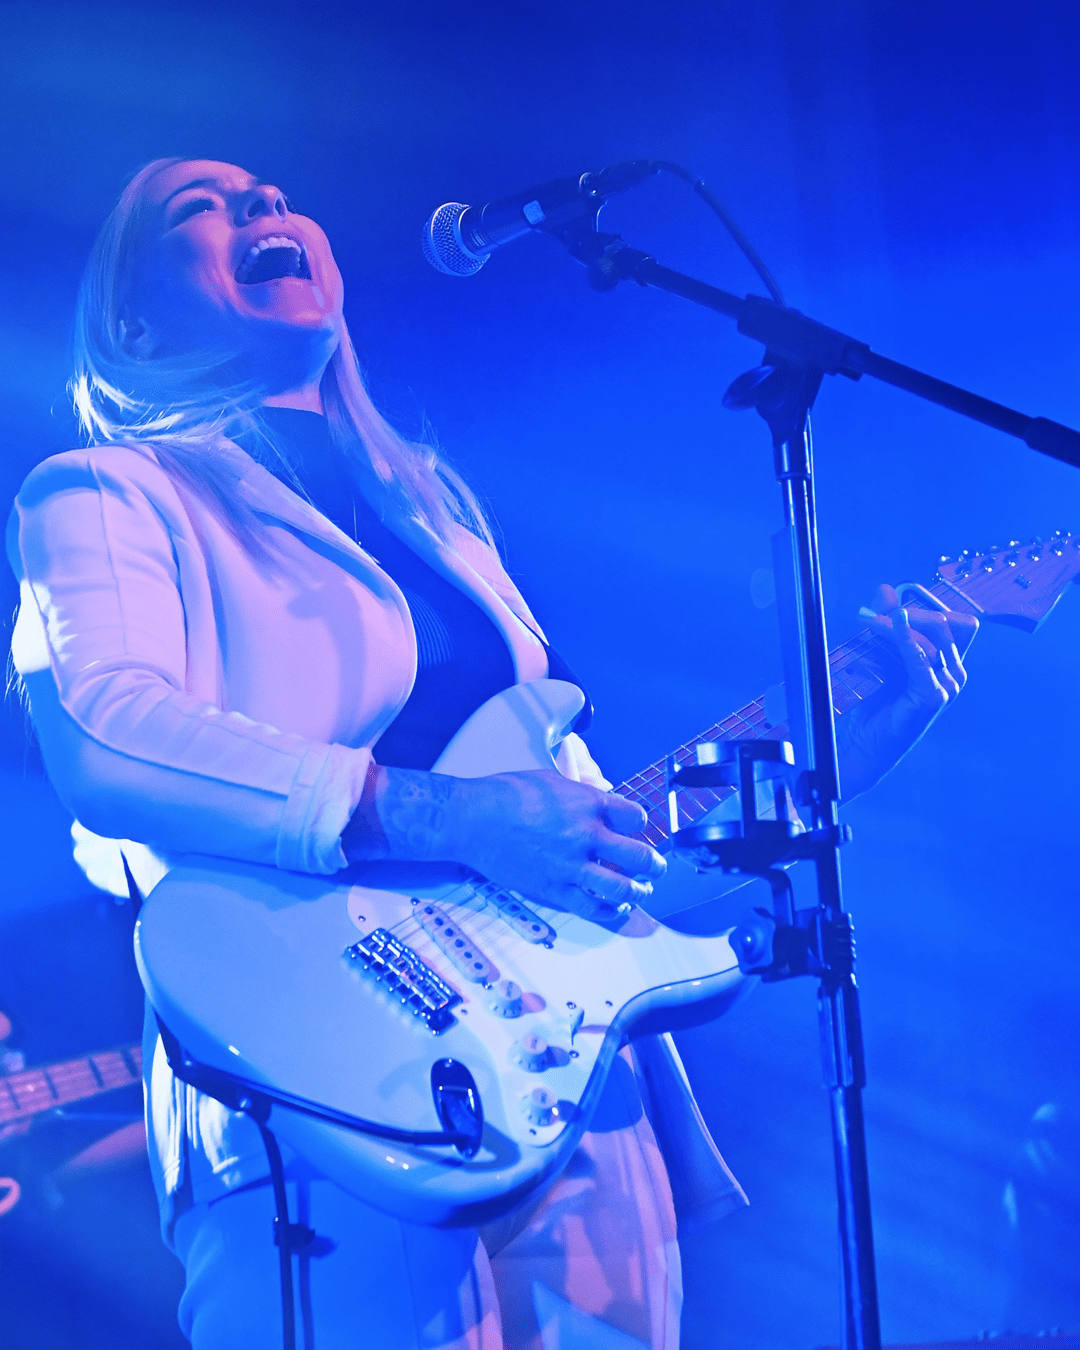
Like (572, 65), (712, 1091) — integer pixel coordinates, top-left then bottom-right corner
(251, 408), (589, 770)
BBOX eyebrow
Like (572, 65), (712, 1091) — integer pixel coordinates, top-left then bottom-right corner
(160, 175), (273, 209)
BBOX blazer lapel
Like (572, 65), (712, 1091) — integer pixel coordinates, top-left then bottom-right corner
(227, 446), (549, 685)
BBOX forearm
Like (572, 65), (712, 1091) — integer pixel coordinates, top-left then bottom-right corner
(340, 762), (666, 921)
(340, 764), (460, 863)
(24, 665), (368, 875)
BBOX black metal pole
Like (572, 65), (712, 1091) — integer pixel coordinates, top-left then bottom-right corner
(770, 383), (881, 1350)
(549, 216), (1080, 1349)
(572, 233), (1080, 470)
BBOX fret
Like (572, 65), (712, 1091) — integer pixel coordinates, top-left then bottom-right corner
(2, 1077), (19, 1116)
(616, 566), (992, 845)
(618, 604), (944, 842)
(0, 1045), (142, 1125)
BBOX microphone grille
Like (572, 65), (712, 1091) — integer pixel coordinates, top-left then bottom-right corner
(422, 203), (489, 277)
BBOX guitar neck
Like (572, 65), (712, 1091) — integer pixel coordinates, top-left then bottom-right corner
(615, 579), (973, 843)
(0, 1045), (142, 1126)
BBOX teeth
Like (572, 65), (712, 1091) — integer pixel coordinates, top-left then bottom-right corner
(236, 235), (305, 282)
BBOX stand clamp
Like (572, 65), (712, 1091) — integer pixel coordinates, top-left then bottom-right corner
(667, 739), (853, 986)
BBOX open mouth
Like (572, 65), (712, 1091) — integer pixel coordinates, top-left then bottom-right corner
(235, 235), (312, 285)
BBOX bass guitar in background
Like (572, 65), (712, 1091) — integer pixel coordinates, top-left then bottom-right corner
(135, 534), (1080, 1226)
(0, 1040), (143, 1215)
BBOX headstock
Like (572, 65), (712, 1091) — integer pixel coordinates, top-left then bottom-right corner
(934, 532), (1080, 631)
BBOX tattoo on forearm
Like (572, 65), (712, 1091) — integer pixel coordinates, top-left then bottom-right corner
(378, 769), (455, 861)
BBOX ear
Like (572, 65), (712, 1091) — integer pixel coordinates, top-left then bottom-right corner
(118, 313), (155, 360)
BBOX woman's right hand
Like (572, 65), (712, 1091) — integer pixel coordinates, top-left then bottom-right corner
(342, 766), (666, 923)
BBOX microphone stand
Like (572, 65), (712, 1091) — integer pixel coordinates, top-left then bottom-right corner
(541, 214), (1080, 1350)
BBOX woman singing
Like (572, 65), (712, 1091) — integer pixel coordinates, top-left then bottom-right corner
(7, 158), (973, 1349)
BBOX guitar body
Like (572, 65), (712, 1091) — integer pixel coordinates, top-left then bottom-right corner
(131, 532), (1080, 1225)
(134, 680), (746, 1227)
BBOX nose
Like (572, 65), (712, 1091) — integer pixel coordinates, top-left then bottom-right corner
(238, 183), (288, 224)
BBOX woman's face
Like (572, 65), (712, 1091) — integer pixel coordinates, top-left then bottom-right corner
(126, 159), (344, 395)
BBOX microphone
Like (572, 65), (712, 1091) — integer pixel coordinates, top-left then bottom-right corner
(421, 160), (660, 277)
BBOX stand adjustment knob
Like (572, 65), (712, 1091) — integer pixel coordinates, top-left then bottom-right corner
(520, 1086), (560, 1127)
(510, 1032), (549, 1073)
(486, 979), (523, 1018)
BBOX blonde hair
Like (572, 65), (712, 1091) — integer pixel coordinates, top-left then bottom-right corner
(71, 158), (493, 554)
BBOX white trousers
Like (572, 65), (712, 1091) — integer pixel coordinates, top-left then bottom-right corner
(171, 1052), (681, 1350)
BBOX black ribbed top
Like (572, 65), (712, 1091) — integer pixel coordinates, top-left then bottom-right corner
(252, 407), (517, 770)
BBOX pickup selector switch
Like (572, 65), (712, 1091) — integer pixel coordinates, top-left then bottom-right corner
(487, 980), (523, 1018)
(510, 1032), (550, 1073)
(521, 1086), (560, 1127)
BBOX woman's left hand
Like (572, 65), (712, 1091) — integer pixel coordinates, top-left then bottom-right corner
(836, 583), (979, 800)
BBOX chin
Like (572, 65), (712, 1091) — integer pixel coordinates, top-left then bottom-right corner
(251, 324), (340, 398)
(239, 275), (337, 319)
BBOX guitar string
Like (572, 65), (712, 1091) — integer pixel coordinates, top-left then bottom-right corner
(620, 620), (916, 829)
(365, 568), (1008, 981)
(1, 1054), (140, 1115)
(377, 628), (899, 959)
(6, 1053), (140, 1091)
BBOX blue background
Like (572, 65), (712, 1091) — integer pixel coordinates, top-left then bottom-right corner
(0, 2), (1078, 1346)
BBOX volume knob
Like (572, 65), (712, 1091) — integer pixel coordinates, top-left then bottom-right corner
(487, 979), (523, 1018)
(521, 1086), (560, 1127)
(511, 1032), (549, 1073)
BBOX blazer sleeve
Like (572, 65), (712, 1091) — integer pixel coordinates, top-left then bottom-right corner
(7, 450), (369, 875)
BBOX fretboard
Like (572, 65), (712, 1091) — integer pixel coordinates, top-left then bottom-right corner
(0, 1045), (142, 1126)
(615, 579), (972, 843)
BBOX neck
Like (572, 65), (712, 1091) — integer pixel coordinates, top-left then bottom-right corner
(263, 384), (324, 414)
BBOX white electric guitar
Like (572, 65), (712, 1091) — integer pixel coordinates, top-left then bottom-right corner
(134, 535), (1080, 1226)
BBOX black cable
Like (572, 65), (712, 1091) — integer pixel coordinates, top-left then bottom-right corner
(257, 1123), (298, 1350)
(256, 1121), (315, 1350)
(651, 160), (786, 306)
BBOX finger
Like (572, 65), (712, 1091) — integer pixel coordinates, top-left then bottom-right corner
(601, 792), (648, 836)
(949, 611), (980, 658)
(864, 607), (935, 663)
(594, 829), (667, 880)
(868, 606), (949, 703)
(900, 611), (967, 691)
(880, 607), (968, 699)
(575, 862), (651, 909)
(933, 638), (966, 694)
(870, 583), (900, 614)
(862, 592), (978, 661)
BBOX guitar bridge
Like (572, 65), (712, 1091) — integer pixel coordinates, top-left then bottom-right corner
(344, 930), (461, 1034)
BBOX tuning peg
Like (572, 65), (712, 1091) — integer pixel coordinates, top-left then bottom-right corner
(939, 555), (953, 565)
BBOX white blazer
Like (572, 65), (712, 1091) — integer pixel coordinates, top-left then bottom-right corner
(7, 437), (744, 1234)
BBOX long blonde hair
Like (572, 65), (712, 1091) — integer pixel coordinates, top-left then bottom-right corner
(71, 158), (493, 553)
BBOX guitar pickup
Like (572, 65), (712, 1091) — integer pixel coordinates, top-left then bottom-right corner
(461, 881), (557, 946)
(416, 904), (500, 985)
(344, 929), (461, 1033)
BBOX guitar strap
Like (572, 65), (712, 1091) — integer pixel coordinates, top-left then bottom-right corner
(540, 641), (594, 734)
(120, 851), (143, 917)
